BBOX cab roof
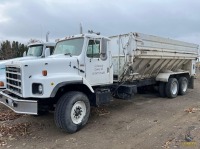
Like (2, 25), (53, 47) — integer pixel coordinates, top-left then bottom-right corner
(56, 34), (110, 42)
(28, 42), (56, 47)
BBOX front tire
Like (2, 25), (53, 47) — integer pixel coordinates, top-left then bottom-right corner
(178, 77), (188, 95)
(165, 78), (179, 98)
(54, 91), (90, 133)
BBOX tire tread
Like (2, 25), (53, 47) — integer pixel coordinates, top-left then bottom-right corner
(165, 78), (179, 98)
(54, 91), (90, 133)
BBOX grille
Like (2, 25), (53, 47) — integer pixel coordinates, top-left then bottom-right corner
(6, 66), (22, 96)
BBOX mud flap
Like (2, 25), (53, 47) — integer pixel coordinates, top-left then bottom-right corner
(188, 76), (194, 89)
(95, 89), (112, 106)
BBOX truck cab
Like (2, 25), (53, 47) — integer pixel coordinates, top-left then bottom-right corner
(0, 33), (113, 132)
(26, 42), (55, 57)
(1, 34), (112, 97)
(0, 42), (55, 90)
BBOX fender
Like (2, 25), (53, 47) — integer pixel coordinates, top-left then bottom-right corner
(50, 77), (94, 97)
(156, 71), (190, 82)
(82, 77), (94, 93)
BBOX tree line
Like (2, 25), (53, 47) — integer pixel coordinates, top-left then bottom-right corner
(0, 40), (28, 60)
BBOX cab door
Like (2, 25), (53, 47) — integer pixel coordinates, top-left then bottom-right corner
(85, 38), (111, 86)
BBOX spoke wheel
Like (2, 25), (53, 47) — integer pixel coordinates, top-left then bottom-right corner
(54, 91), (90, 133)
(165, 78), (179, 98)
(71, 101), (86, 124)
(178, 77), (188, 95)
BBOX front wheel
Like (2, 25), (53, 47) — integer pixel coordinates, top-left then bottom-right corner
(54, 91), (90, 133)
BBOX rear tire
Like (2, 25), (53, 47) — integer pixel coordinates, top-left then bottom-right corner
(165, 78), (179, 98)
(158, 82), (166, 97)
(54, 91), (90, 133)
(178, 77), (188, 95)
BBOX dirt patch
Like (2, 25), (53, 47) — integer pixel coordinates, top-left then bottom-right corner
(0, 121), (48, 147)
(0, 122), (30, 147)
(0, 110), (22, 121)
(91, 106), (110, 116)
(162, 125), (200, 148)
(0, 122), (31, 138)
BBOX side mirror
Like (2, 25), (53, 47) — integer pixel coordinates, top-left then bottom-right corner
(45, 48), (50, 57)
(100, 38), (108, 61)
(23, 51), (27, 57)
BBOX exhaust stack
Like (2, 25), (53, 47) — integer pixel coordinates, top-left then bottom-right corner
(46, 32), (50, 42)
(80, 23), (83, 34)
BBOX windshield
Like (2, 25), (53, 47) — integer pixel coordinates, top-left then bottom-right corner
(27, 45), (43, 57)
(54, 38), (84, 56)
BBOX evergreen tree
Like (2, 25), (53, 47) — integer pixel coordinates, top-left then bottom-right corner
(18, 43), (28, 57)
(0, 40), (28, 60)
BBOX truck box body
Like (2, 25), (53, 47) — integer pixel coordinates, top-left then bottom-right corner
(110, 33), (199, 82)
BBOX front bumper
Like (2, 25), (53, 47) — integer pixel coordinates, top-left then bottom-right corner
(0, 88), (5, 91)
(0, 90), (38, 115)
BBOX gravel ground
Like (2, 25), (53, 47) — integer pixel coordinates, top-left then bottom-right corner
(0, 70), (200, 149)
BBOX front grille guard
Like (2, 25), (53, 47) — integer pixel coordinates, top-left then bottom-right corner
(6, 66), (22, 96)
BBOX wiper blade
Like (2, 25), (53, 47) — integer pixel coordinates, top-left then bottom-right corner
(64, 53), (72, 57)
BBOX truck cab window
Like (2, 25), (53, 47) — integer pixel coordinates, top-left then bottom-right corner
(87, 40), (100, 58)
(27, 45), (43, 57)
(54, 38), (84, 56)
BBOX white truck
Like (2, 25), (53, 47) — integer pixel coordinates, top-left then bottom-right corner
(0, 42), (55, 89)
(0, 32), (199, 133)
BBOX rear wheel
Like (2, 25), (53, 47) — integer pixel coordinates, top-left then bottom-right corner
(54, 91), (90, 133)
(158, 82), (166, 97)
(178, 77), (188, 95)
(165, 78), (179, 98)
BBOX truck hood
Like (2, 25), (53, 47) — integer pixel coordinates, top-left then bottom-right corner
(0, 57), (39, 82)
(6, 55), (80, 77)
(6, 56), (38, 63)
(0, 56), (38, 67)
(0, 59), (10, 65)
(7, 54), (78, 65)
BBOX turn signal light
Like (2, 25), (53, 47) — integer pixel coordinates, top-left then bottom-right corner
(0, 81), (4, 87)
(42, 70), (47, 76)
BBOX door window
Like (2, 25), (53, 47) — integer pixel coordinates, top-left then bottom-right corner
(87, 40), (100, 58)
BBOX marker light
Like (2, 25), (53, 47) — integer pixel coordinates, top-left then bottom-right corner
(42, 70), (47, 76)
(0, 81), (4, 87)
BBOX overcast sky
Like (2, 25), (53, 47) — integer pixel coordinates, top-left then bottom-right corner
(0, 0), (200, 45)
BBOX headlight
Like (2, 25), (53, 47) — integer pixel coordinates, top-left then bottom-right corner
(32, 83), (43, 95)
(38, 85), (43, 93)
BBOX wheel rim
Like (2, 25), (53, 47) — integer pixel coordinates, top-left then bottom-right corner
(171, 81), (178, 95)
(71, 101), (86, 124)
(182, 80), (188, 92)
